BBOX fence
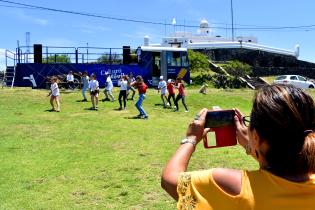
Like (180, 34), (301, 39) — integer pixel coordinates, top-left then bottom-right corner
(11, 46), (133, 65)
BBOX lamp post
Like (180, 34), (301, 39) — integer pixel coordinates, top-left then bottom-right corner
(230, 0), (235, 42)
(86, 42), (89, 63)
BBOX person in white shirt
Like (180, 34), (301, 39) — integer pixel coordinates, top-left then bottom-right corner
(102, 73), (115, 102)
(66, 71), (75, 89)
(47, 77), (60, 112)
(118, 75), (128, 110)
(88, 74), (99, 111)
(80, 71), (89, 102)
(127, 72), (136, 100)
(157, 75), (168, 108)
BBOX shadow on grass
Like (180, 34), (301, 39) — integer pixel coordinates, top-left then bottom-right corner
(59, 90), (76, 94)
(84, 107), (98, 111)
(44, 109), (55, 112)
(155, 103), (172, 109)
(124, 116), (144, 120)
(113, 108), (128, 111)
(76, 99), (89, 102)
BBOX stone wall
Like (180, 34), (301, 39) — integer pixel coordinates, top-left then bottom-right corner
(195, 48), (315, 78)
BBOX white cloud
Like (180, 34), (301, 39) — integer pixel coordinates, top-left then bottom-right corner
(0, 49), (5, 56)
(0, 49), (5, 71)
(40, 38), (76, 47)
(10, 9), (48, 26)
(78, 24), (111, 34)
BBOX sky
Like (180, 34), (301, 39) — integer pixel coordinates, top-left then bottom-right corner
(0, 0), (315, 70)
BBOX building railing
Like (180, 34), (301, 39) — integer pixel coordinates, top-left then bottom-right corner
(5, 50), (16, 68)
(10, 45), (136, 66)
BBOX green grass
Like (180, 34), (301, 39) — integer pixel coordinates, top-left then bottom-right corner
(1, 87), (313, 209)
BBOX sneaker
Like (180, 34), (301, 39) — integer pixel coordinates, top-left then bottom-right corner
(185, 110), (189, 113)
(141, 115), (148, 120)
(118, 107), (122, 110)
(95, 107), (98, 111)
(173, 109), (178, 112)
(123, 107), (126, 110)
(81, 99), (88, 102)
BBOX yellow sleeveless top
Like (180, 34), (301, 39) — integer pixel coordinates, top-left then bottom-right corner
(177, 169), (315, 210)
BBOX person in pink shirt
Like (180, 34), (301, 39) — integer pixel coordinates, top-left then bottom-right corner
(174, 77), (188, 112)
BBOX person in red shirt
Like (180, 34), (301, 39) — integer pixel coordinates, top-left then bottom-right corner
(167, 79), (176, 108)
(131, 75), (148, 119)
(174, 77), (188, 112)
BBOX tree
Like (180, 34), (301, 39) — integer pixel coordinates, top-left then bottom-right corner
(187, 49), (210, 72)
(43, 54), (71, 63)
(97, 54), (110, 63)
(96, 54), (123, 64)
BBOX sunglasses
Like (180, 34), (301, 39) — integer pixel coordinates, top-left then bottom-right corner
(242, 116), (250, 127)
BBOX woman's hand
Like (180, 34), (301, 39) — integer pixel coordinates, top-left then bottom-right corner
(162, 108), (210, 200)
(186, 108), (211, 144)
(234, 109), (249, 148)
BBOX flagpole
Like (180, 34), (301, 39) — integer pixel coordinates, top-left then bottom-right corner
(230, 0), (235, 41)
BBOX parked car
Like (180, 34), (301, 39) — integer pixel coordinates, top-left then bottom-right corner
(273, 75), (315, 89)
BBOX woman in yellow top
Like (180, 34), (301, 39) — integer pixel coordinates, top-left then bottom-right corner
(162, 84), (315, 210)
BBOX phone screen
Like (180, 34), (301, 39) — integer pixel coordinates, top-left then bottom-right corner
(205, 110), (235, 128)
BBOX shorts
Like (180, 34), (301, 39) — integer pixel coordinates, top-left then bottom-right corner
(51, 95), (60, 99)
(90, 90), (99, 96)
(161, 90), (168, 95)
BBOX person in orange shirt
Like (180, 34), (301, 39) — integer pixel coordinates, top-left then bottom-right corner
(162, 84), (315, 210)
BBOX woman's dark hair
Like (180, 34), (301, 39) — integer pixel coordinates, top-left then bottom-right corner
(136, 75), (143, 82)
(250, 84), (315, 176)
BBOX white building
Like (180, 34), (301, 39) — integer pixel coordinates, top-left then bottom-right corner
(145, 19), (299, 58)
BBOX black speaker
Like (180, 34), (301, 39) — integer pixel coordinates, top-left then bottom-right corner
(123, 46), (131, 64)
(34, 44), (42, 64)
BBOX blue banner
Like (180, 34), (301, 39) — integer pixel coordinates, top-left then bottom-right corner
(14, 63), (152, 88)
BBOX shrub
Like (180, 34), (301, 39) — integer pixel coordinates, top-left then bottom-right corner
(212, 74), (247, 89)
(190, 71), (213, 85)
(222, 60), (252, 77)
(188, 50), (210, 72)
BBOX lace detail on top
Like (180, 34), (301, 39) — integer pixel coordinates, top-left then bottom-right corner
(177, 172), (197, 210)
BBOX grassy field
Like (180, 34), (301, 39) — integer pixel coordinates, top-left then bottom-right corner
(1, 87), (313, 209)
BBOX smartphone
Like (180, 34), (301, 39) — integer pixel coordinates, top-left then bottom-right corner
(203, 110), (237, 148)
(205, 110), (235, 128)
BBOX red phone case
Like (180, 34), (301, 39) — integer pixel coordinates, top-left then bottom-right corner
(203, 125), (237, 148)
